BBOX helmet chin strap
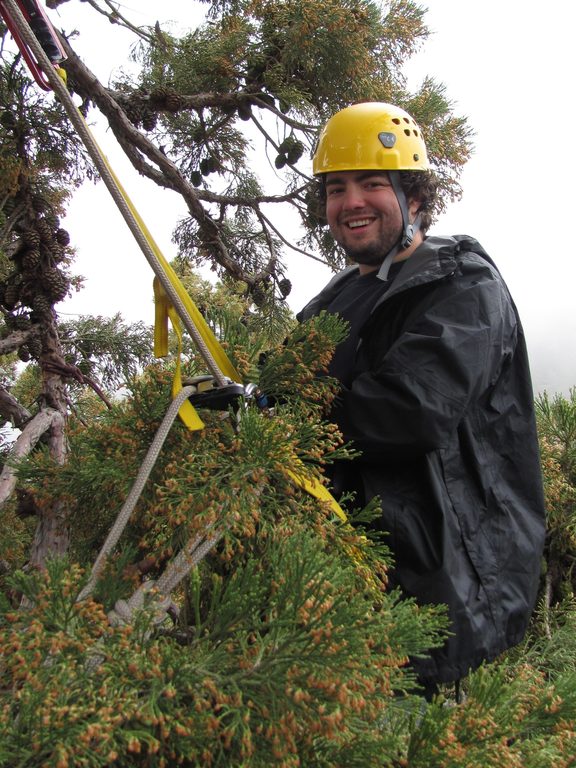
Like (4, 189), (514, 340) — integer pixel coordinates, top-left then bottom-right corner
(376, 170), (420, 281)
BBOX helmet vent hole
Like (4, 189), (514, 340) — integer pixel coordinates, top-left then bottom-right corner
(404, 129), (411, 136)
(392, 118), (401, 124)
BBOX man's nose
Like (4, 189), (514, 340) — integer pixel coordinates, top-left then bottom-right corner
(341, 183), (366, 209)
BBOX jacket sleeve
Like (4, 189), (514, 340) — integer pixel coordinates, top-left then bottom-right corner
(331, 263), (518, 460)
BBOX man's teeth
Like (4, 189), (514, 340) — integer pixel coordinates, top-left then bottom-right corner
(348, 219), (372, 229)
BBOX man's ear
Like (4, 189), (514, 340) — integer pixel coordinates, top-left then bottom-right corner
(408, 197), (422, 222)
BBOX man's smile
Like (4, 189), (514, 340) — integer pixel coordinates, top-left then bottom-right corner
(345, 218), (375, 229)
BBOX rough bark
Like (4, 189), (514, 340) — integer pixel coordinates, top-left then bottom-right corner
(27, 312), (70, 569)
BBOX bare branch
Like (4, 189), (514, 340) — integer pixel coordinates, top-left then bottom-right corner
(60, 0), (156, 43)
(43, 358), (113, 409)
(0, 407), (58, 507)
(255, 209), (330, 266)
(0, 329), (34, 355)
(0, 386), (32, 429)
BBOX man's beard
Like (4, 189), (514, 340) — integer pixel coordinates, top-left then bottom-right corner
(339, 227), (402, 266)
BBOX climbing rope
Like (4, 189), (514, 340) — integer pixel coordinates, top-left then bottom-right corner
(76, 385), (197, 604)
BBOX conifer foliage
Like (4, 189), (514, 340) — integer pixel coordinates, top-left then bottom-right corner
(1, 310), (448, 766)
(1, 1), (576, 765)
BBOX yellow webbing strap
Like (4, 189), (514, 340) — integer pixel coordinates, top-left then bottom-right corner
(153, 278), (205, 431)
(82, 118), (238, 430)
(285, 468), (347, 522)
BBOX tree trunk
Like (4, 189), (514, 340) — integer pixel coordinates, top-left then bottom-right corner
(27, 313), (70, 569)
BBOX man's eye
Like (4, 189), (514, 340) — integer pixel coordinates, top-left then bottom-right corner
(326, 187), (343, 196)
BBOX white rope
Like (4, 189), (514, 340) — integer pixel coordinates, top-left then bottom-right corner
(74, 380), (225, 626)
(77, 385), (200, 602)
(108, 529), (224, 628)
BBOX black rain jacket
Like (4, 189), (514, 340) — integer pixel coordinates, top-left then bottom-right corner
(297, 235), (546, 684)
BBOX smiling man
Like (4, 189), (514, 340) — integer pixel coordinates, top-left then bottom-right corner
(298, 102), (546, 699)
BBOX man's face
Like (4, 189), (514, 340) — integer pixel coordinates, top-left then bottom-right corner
(325, 170), (415, 267)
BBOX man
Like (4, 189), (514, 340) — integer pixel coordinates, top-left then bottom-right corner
(298, 102), (546, 693)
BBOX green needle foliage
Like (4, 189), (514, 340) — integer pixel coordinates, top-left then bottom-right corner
(0, 540), (445, 767)
(2, 309), (451, 766)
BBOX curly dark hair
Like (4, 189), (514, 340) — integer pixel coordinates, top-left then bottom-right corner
(398, 170), (440, 235)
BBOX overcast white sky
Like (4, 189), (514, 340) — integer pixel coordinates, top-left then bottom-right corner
(47, 0), (576, 396)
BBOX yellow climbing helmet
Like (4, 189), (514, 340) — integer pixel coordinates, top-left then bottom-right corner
(312, 102), (430, 175)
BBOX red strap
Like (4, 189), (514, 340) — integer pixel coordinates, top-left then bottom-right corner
(0, 0), (65, 91)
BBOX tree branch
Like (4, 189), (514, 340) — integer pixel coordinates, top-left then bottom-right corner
(0, 386), (32, 429)
(59, 39), (315, 287)
(0, 328), (34, 355)
(255, 208), (330, 265)
(61, 41), (254, 281)
(43, 358), (113, 409)
(0, 407), (58, 507)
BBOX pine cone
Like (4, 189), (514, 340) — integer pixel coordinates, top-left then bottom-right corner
(32, 294), (51, 315)
(22, 229), (41, 248)
(150, 86), (169, 104)
(164, 89), (183, 112)
(278, 278), (292, 298)
(35, 219), (53, 244)
(42, 268), (69, 302)
(27, 336), (43, 358)
(13, 314), (31, 330)
(4, 282), (21, 310)
(251, 285), (267, 307)
(55, 228), (70, 246)
(237, 102), (252, 121)
(22, 248), (42, 270)
(32, 195), (49, 213)
(286, 141), (304, 165)
(125, 103), (144, 126)
(141, 111), (158, 132)
(51, 245), (67, 264)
